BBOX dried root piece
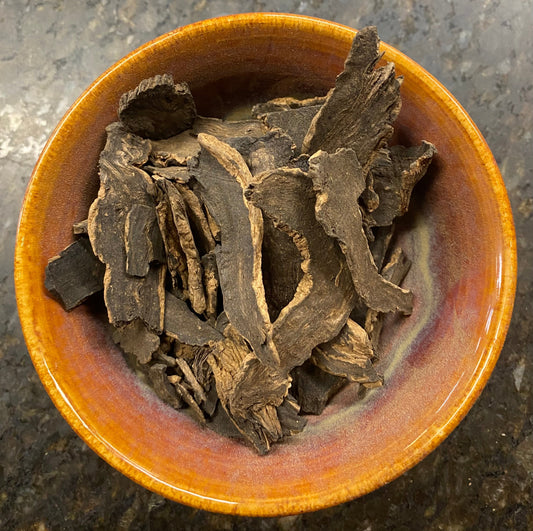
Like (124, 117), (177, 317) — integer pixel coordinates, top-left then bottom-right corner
(207, 325), (290, 454)
(308, 148), (413, 315)
(168, 374), (206, 424)
(164, 291), (222, 346)
(163, 180), (206, 315)
(154, 194), (189, 296)
(251, 95), (327, 115)
(175, 182), (216, 255)
(193, 116), (267, 140)
(119, 74), (197, 140)
(88, 123), (166, 331)
(44, 237), (105, 311)
(312, 319), (382, 387)
(302, 26), (401, 167)
(226, 130), (303, 321)
(193, 133), (279, 367)
(365, 247), (412, 350)
(277, 395), (307, 436)
(291, 362), (347, 415)
(124, 203), (163, 277)
(176, 357), (208, 406)
(112, 319), (160, 365)
(246, 167), (357, 372)
(367, 141), (437, 227)
(148, 364), (182, 409)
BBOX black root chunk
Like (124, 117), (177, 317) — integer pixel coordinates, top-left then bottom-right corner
(44, 237), (105, 311)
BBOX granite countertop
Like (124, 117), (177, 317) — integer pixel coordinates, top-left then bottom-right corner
(1, 1), (531, 529)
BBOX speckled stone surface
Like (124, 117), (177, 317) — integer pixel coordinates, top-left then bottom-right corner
(1, 1), (531, 529)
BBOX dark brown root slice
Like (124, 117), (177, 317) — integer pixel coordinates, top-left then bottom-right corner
(308, 148), (413, 314)
(168, 374), (206, 424)
(147, 364), (182, 409)
(246, 167), (357, 373)
(163, 291), (223, 346)
(87, 122), (167, 331)
(291, 362), (347, 415)
(124, 203), (163, 277)
(276, 395), (307, 436)
(105, 263), (166, 332)
(163, 180), (206, 315)
(193, 133), (279, 367)
(302, 26), (401, 168)
(175, 357), (208, 407)
(175, 182), (216, 255)
(367, 141), (437, 227)
(207, 325), (290, 454)
(154, 195), (189, 297)
(226, 130), (303, 321)
(118, 74), (197, 140)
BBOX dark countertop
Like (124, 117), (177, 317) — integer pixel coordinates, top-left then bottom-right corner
(1, 1), (531, 529)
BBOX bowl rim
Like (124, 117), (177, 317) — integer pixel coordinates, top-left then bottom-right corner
(14, 12), (517, 516)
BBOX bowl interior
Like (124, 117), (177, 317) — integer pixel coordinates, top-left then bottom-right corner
(15, 13), (516, 516)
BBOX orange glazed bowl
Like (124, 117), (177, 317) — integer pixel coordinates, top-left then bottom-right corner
(14, 13), (516, 516)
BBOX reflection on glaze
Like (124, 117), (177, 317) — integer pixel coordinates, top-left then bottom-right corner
(383, 213), (436, 380)
(42, 353), (238, 506)
(402, 246), (506, 455)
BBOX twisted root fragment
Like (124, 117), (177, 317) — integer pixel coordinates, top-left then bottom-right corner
(118, 74), (197, 140)
(207, 325), (291, 454)
(312, 318), (382, 387)
(366, 141), (437, 228)
(308, 148), (413, 315)
(246, 168), (358, 373)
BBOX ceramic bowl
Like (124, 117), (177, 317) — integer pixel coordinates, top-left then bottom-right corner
(15, 13), (516, 516)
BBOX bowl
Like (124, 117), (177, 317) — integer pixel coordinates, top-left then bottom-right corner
(14, 13), (516, 516)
